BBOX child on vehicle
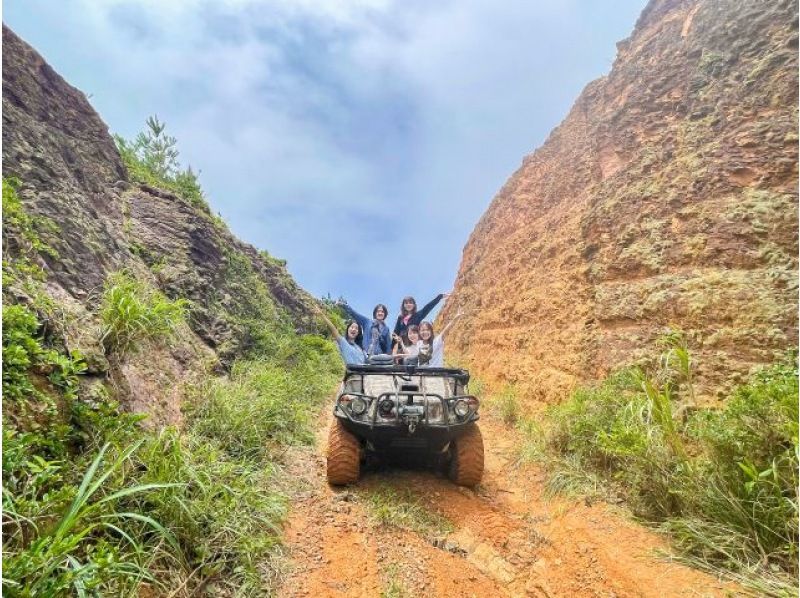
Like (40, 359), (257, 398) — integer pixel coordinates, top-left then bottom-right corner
(392, 324), (421, 364)
(315, 306), (367, 365)
(392, 293), (449, 351)
(417, 313), (463, 367)
(340, 301), (392, 356)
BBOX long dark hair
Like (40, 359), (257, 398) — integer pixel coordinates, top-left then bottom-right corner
(372, 304), (389, 319)
(344, 319), (363, 346)
(400, 296), (418, 317)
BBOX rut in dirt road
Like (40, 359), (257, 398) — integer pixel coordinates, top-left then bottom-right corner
(277, 407), (734, 597)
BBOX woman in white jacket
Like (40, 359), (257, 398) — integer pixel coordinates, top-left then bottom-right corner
(417, 312), (463, 367)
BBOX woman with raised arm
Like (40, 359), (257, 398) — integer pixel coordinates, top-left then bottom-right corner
(392, 292), (449, 351)
(339, 301), (392, 356)
(315, 305), (367, 365)
(417, 312), (463, 367)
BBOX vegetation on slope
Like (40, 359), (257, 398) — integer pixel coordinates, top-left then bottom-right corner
(505, 335), (798, 596)
(114, 116), (206, 209)
(2, 146), (342, 595)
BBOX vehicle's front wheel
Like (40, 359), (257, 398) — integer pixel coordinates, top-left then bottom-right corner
(448, 424), (484, 487)
(327, 418), (361, 485)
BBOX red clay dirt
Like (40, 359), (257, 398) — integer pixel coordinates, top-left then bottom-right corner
(277, 408), (737, 597)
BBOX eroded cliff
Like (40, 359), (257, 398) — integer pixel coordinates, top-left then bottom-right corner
(441, 0), (798, 402)
(2, 25), (319, 424)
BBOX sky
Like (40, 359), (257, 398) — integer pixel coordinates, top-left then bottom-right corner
(5, 0), (645, 319)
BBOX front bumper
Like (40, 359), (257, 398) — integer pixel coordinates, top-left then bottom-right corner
(334, 392), (479, 454)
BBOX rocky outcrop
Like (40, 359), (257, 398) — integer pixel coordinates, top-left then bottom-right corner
(441, 0), (798, 402)
(2, 25), (319, 424)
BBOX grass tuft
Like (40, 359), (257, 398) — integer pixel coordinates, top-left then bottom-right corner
(99, 270), (187, 356)
(363, 484), (454, 537)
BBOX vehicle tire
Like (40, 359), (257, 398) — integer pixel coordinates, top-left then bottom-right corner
(448, 424), (484, 487)
(327, 418), (360, 485)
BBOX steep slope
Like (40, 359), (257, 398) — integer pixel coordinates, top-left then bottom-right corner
(441, 0), (798, 402)
(2, 25), (318, 424)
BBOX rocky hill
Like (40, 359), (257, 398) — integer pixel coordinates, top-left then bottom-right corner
(440, 0), (798, 403)
(2, 25), (319, 425)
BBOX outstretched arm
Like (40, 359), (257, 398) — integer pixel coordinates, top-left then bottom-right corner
(315, 306), (342, 339)
(438, 311), (463, 339)
(340, 302), (370, 331)
(416, 292), (449, 321)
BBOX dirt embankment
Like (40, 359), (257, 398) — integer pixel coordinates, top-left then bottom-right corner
(440, 0), (798, 404)
(277, 407), (733, 597)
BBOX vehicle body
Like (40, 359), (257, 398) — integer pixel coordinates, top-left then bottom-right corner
(326, 364), (484, 487)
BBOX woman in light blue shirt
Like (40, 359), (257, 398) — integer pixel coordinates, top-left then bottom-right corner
(316, 306), (367, 365)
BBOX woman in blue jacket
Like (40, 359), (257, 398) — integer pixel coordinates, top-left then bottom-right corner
(315, 306), (367, 365)
(340, 301), (392, 356)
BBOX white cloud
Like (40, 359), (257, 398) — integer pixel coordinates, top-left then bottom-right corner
(6, 0), (645, 313)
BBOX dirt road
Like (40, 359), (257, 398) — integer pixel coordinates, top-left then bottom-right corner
(277, 408), (734, 597)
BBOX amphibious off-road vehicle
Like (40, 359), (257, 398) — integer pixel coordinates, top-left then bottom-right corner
(326, 364), (484, 487)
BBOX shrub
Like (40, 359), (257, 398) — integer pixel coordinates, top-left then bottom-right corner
(188, 334), (340, 460)
(125, 429), (289, 594)
(114, 116), (207, 208)
(99, 271), (187, 356)
(3, 300), (338, 595)
(535, 348), (798, 595)
(3, 442), (178, 597)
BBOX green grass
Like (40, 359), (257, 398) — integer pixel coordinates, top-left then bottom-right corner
(363, 484), (454, 537)
(3, 287), (345, 595)
(99, 270), (188, 356)
(520, 343), (798, 596)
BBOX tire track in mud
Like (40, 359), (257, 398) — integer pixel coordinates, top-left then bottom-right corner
(277, 407), (736, 597)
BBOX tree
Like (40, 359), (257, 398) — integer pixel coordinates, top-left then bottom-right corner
(134, 116), (179, 179)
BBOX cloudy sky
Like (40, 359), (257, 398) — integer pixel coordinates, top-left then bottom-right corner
(6, 0), (644, 318)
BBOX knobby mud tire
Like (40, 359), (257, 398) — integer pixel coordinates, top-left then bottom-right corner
(326, 418), (361, 486)
(448, 423), (484, 487)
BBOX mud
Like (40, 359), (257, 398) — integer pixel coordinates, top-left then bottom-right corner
(277, 408), (736, 597)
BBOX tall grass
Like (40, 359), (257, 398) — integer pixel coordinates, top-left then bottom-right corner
(187, 335), (341, 460)
(99, 270), (187, 356)
(3, 288), (343, 594)
(522, 343), (798, 595)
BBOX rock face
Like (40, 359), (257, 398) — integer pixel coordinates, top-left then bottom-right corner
(2, 25), (319, 424)
(441, 0), (798, 402)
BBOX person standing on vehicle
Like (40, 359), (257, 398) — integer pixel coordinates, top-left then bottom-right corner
(392, 293), (449, 351)
(314, 305), (367, 365)
(339, 301), (392, 356)
(418, 312), (463, 367)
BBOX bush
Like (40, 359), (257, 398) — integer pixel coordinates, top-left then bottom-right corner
(99, 271), (187, 356)
(125, 429), (289, 594)
(114, 116), (207, 208)
(534, 349), (798, 595)
(3, 299), (340, 595)
(188, 334), (341, 460)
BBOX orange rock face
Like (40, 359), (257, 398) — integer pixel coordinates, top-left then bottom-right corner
(440, 0), (798, 403)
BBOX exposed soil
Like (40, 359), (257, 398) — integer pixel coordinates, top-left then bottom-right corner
(277, 407), (737, 597)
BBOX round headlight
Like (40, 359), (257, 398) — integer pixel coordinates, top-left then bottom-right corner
(350, 396), (367, 416)
(454, 399), (470, 418)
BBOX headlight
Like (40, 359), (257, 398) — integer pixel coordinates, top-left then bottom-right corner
(350, 396), (367, 416)
(454, 399), (470, 418)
